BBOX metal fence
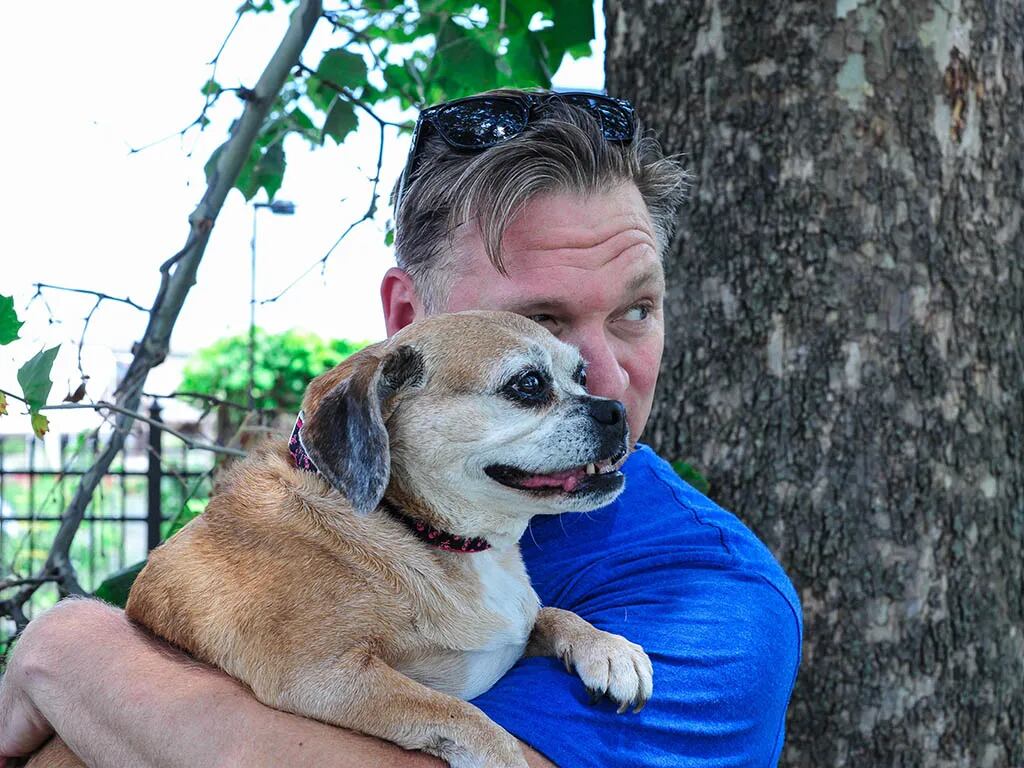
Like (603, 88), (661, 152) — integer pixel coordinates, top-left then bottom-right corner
(0, 403), (215, 646)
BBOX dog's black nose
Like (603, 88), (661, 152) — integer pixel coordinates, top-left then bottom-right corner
(588, 398), (625, 426)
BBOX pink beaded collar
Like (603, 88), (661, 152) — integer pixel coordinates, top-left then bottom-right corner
(289, 412), (491, 553)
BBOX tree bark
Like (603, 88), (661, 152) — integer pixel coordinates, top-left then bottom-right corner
(605, 1), (1024, 765)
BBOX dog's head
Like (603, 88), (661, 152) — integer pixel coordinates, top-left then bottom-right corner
(298, 311), (629, 535)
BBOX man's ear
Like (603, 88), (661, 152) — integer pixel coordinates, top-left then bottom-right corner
(381, 267), (425, 337)
(300, 345), (425, 514)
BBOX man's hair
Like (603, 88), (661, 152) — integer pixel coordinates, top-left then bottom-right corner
(391, 89), (689, 312)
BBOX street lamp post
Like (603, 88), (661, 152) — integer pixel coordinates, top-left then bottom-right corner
(249, 200), (296, 411)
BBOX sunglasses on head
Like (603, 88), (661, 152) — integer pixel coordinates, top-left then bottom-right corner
(394, 91), (637, 216)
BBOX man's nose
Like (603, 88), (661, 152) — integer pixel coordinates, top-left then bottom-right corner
(571, 331), (629, 401)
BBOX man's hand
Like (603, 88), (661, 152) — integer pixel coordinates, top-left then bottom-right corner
(0, 602), (61, 763)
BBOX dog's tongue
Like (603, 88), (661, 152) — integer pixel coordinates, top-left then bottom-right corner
(520, 467), (586, 492)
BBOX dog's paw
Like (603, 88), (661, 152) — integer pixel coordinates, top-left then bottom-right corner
(560, 629), (653, 713)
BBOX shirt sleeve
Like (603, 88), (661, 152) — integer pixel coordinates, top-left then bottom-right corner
(471, 554), (802, 767)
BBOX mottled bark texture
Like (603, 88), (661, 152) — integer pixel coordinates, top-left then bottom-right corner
(605, 0), (1023, 765)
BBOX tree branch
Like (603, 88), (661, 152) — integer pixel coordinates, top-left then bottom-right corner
(39, 401), (247, 458)
(7, 0), (324, 622)
(33, 283), (149, 312)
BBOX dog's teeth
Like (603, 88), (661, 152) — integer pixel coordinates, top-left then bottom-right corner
(586, 463), (596, 475)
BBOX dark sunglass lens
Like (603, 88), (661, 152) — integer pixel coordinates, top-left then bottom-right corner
(434, 98), (528, 148)
(562, 94), (635, 141)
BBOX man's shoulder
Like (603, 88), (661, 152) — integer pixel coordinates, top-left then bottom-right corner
(624, 446), (796, 581)
(503, 446), (802, 766)
(523, 444), (801, 625)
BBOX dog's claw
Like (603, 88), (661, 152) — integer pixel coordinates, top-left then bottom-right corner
(561, 652), (573, 675)
(616, 699), (630, 714)
(633, 696), (648, 714)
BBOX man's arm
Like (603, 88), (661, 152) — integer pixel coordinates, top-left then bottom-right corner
(0, 599), (554, 768)
(476, 447), (805, 767)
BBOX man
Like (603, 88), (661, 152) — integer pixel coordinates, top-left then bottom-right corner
(0, 90), (802, 767)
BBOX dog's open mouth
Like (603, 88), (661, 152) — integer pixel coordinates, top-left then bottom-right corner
(484, 447), (629, 495)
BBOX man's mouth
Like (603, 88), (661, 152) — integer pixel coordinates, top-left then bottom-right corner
(484, 447), (629, 495)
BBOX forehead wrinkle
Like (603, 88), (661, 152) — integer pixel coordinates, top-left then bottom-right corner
(512, 223), (655, 255)
(507, 239), (656, 277)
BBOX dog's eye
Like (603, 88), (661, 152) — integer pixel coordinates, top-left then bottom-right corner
(504, 369), (550, 404)
(573, 363), (588, 388)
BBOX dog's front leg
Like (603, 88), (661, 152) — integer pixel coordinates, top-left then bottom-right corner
(262, 649), (528, 768)
(526, 606), (653, 713)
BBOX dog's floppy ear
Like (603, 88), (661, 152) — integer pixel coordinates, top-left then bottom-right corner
(300, 345), (424, 514)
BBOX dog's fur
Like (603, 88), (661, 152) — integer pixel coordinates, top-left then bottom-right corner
(29, 311), (652, 768)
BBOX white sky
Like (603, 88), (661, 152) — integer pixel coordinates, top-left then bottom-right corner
(0, 1), (604, 427)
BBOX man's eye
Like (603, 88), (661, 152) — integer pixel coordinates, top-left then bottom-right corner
(529, 314), (556, 326)
(623, 304), (650, 322)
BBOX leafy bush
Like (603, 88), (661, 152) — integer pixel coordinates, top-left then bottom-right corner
(180, 328), (368, 412)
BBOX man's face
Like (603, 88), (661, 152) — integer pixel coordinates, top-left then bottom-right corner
(441, 182), (665, 444)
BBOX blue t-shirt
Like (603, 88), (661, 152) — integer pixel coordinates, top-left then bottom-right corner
(472, 445), (803, 767)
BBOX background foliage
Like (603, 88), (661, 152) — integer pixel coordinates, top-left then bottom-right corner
(181, 328), (366, 411)
(212, 0), (597, 204)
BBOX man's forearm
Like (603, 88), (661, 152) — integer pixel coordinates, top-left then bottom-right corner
(7, 599), (553, 767)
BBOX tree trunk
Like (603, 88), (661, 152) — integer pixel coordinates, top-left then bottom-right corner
(605, 1), (1024, 765)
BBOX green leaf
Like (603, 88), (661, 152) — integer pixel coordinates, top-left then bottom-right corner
(322, 99), (358, 145)
(93, 560), (146, 608)
(30, 412), (49, 438)
(316, 48), (367, 90)
(254, 142), (286, 200)
(503, 30), (551, 88)
(538, 0), (595, 71)
(381, 64), (419, 109)
(288, 108), (315, 131)
(567, 40), (593, 59)
(671, 460), (711, 496)
(17, 345), (59, 411)
(232, 146), (261, 200)
(232, 141), (285, 202)
(201, 79), (221, 96)
(0, 391), (8, 417)
(430, 21), (498, 99)
(306, 76), (336, 113)
(0, 294), (23, 345)
(203, 143), (226, 186)
(308, 48), (367, 112)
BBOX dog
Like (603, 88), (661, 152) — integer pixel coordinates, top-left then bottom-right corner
(29, 310), (652, 768)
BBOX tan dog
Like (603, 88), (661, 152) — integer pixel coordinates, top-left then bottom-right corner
(30, 311), (652, 768)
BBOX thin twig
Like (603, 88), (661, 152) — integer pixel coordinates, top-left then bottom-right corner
(146, 391), (257, 413)
(261, 63), (392, 305)
(39, 402), (247, 458)
(33, 283), (149, 312)
(128, 5), (249, 157)
(77, 297), (102, 381)
(295, 62), (405, 127)
(0, 578), (49, 592)
(0, 388), (26, 405)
